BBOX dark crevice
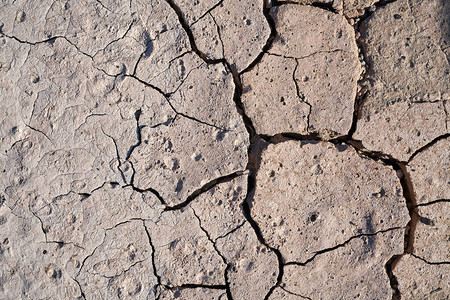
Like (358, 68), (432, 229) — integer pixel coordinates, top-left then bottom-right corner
(411, 253), (450, 265)
(25, 124), (53, 144)
(293, 59), (312, 131)
(94, 0), (111, 12)
(383, 163), (417, 300)
(407, 133), (449, 163)
(99, 259), (148, 280)
(396, 164), (418, 254)
(285, 227), (404, 266)
(75, 113), (107, 132)
(125, 184), (167, 206)
(268, 49), (347, 61)
(346, 140), (405, 163)
(239, 138), (284, 300)
(166, 283), (227, 290)
(247, 197), (284, 300)
(104, 219), (133, 232)
(143, 221), (163, 299)
(344, 0), (374, 140)
(126, 147), (244, 209)
(29, 209), (48, 243)
(72, 277), (87, 300)
(385, 254), (402, 300)
(346, 89), (368, 140)
(177, 112), (230, 131)
(167, 50), (194, 67)
(80, 181), (120, 201)
(443, 100), (449, 131)
(191, 0), (225, 26)
(226, 62), (256, 137)
(191, 207), (233, 299)
(0, 32), (62, 46)
(415, 199), (450, 208)
(346, 21), (369, 140)
(221, 1), (284, 298)
(127, 75), (172, 104)
(215, 220), (246, 242)
(164, 0), (225, 64)
(125, 109), (144, 161)
(78, 193), (91, 201)
(131, 38), (156, 77)
(272, 0), (337, 14)
(130, 75), (176, 121)
(224, 264), (234, 300)
(164, 171), (245, 211)
(239, 0), (277, 75)
(260, 131), (345, 144)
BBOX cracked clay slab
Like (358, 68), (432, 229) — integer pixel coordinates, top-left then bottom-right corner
(242, 4), (361, 137)
(354, 0), (449, 161)
(188, 0), (271, 72)
(191, 175), (279, 299)
(251, 141), (409, 263)
(280, 0), (378, 18)
(276, 229), (405, 300)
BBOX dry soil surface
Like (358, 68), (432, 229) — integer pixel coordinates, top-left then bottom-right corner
(0, 0), (449, 299)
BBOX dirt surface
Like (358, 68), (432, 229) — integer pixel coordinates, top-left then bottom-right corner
(0, 0), (448, 299)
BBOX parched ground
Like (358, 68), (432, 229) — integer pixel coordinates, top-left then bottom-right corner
(0, 0), (448, 299)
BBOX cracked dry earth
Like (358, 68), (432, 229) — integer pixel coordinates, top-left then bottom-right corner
(0, 0), (449, 299)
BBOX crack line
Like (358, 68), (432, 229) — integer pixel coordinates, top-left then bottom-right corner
(164, 171), (245, 212)
(411, 253), (450, 265)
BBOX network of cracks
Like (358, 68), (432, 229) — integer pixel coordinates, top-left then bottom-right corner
(0, 0), (448, 299)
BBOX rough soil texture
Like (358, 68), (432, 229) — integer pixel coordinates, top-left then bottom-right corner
(0, 0), (448, 299)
